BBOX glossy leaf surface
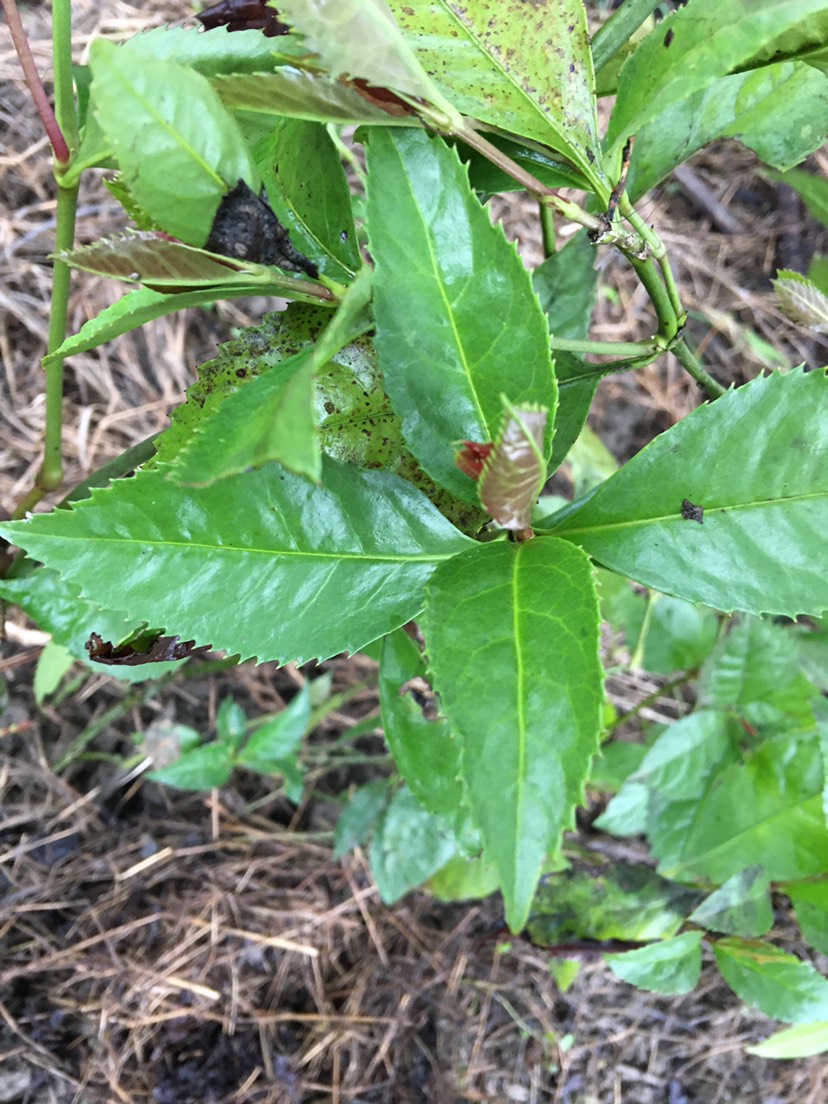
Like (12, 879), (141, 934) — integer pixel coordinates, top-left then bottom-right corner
(423, 537), (602, 931)
(605, 932), (703, 996)
(367, 127), (557, 501)
(550, 370), (828, 617)
(120, 23), (282, 75)
(89, 40), (257, 244)
(714, 937), (828, 1023)
(388, 0), (606, 194)
(213, 69), (412, 125)
(254, 119), (359, 281)
(379, 628), (462, 816)
(0, 461), (474, 664)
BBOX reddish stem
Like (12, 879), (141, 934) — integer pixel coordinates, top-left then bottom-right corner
(2, 0), (71, 164)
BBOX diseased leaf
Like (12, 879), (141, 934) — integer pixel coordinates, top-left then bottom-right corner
(213, 68), (414, 125)
(278, 0), (461, 129)
(689, 867), (774, 937)
(379, 627), (462, 816)
(205, 180), (319, 277)
(366, 127), (557, 501)
(0, 460), (474, 665)
(715, 937), (828, 1023)
(167, 269), (372, 486)
(388, 0), (607, 194)
(478, 402), (547, 531)
(423, 537), (603, 931)
(773, 269), (828, 333)
(89, 39), (258, 244)
(549, 369), (828, 617)
(605, 932), (703, 996)
(528, 862), (701, 945)
(253, 119), (359, 280)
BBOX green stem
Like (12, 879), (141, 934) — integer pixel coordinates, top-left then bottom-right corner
(627, 253), (679, 341)
(672, 337), (726, 399)
(52, 0), (79, 158)
(550, 337), (659, 357)
(591, 0), (663, 72)
(622, 198), (685, 325)
(539, 201), (556, 258)
(457, 125), (606, 235)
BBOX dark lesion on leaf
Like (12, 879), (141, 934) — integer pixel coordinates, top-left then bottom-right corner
(400, 677), (440, 722)
(86, 631), (212, 667)
(206, 180), (318, 278)
(680, 498), (704, 524)
(196, 0), (290, 36)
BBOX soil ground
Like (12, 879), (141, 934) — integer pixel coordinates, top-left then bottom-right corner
(2, 3), (828, 1102)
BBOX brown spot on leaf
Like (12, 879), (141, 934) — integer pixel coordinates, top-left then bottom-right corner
(681, 499), (704, 524)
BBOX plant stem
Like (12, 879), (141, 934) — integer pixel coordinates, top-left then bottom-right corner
(622, 198), (685, 326)
(550, 337), (659, 357)
(591, 0), (663, 72)
(539, 201), (556, 258)
(52, 0), (79, 158)
(627, 253), (679, 341)
(457, 125), (607, 235)
(1, 0), (71, 165)
(672, 336), (726, 399)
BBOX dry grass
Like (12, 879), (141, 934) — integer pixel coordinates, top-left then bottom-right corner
(2, 2), (828, 1101)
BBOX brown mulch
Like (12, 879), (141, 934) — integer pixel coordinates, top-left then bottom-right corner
(3, 2), (828, 1102)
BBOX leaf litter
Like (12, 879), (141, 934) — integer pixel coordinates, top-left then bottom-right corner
(2, 2), (828, 1101)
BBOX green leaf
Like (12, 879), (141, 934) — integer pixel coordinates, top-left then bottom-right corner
(428, 853), (500, 902)
(388, 0), (607, 194)
(549, 369), (828, 617)
(596, 710), (741, 842)
(781, 166), (828, 227)
(423, 537), (603, 931)
(0, 460), (474, 665)
(238, 687), (311, 774)
(366, 127), (557, 501)
(278, 0), (461, 129)
(786, 881), (828, 955)
(699, 618), (817, 733)
(0, 568), (179, 683)
(43, 285), (292, 368)
(662, 733), (828, 884)
(547, 353), (603, 477)
(533, 230), (598, 343)
(605, 931), (703, 996)
(213, 69), (412, 126)
(379, 628), (462, 816)
(33, 642), (75, 705)
(748, 1021), (828, 1059)
(478, 402), (547, 531)
(628, 61), (828, 200)
(369, 786), (459, 904)
(89, 39), (258, 245)
(689, 867), (774, 936)
(773, 270), (828, 333)
(216, 698), (247, 750)
(528, 862), (701, 945)
(120, 24), (284, 75)
(253, 119), (359, 281)
(149, 741), (234, 790)
(607, 0), (828, 167)
(166, 270), (371, 485)
(714, 936), (828, 1023)
(169, 350), (320, 484)
(334, 779), (391, 857)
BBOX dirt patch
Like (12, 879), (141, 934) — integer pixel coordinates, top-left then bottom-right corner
(2, 2), (828, 1102)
